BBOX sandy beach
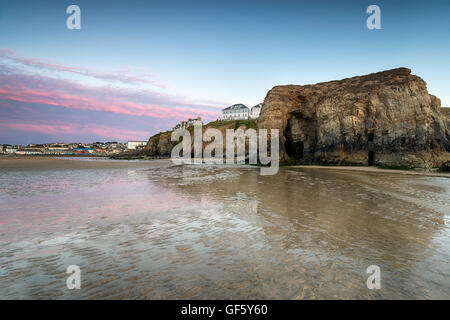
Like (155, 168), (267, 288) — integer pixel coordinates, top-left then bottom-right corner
(1, 155), (449, 299)
(0, 156), (170, 171)
(2, 156), (449, 178)
(292, 165), (450, 178)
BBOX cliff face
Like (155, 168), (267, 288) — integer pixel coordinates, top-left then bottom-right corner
(145, 131), (175, 157)
(442, 108), (450, 129)
(258, 68), (450, 168)
(144, 120), (258, 158)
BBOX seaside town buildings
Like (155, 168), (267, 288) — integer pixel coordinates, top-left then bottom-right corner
(5, 146), (18, 154)
(221, 103), (261, 120)
(46, 144), (71, 155)
(173, 117), (203, 130)
(0, 142), (127, 156)
(222, 104), (249, 120)
(250, 103), (262, 119)
(126, 141), (147, 150)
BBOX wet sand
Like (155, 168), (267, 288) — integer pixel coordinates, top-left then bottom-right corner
(0, 157), (449, 299)
(293, 165), (450, 178)
(2, 156), (449, 177)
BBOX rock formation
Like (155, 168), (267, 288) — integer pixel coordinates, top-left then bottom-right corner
(145, 131), (176, 157)
(440, 161), (450, 172)
(143, 120), (258, 158)
(258, 68), (450, 168)
(442, 108), (450, 129)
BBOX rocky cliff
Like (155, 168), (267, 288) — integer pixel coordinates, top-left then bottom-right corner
(258, 68), (450, 168)
(143, 120), (258, 158)
(442, 108), (450, 129)
(145, 131), (176, 157)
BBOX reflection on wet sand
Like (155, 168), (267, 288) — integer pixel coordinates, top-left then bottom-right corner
(0, 159), (449, 299)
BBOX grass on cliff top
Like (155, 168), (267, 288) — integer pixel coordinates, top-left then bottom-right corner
(205, 120), (229, 128)
(148, 119), (258, 140)
(206, 119), (258, 130)
(149, 130), (172, 139)
(232, 119), (258, 130)
(441, 107), (450, 114)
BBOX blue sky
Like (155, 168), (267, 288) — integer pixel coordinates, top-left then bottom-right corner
(1, 0), (449, 144)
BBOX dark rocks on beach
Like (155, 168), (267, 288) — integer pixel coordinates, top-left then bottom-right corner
(440, 161), (450, 172)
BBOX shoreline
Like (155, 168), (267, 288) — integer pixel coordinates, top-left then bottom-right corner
(0, 156), (170, 171)
(292, 165), (450, 178)
(1, 156), (449, 177)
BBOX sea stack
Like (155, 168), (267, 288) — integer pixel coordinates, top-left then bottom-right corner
(258, 68), (450, 168)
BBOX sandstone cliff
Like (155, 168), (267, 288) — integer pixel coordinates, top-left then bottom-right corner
(145, 130), (176, 157)
(258, 68), (450, 168)
(442, 108), (450, 129)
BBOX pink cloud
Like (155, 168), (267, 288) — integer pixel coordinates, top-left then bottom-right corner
(0, 86), (218, 120)
(0, 120), (150, 141)
(0, 52), (223, 122)
(0, 49), (228, 143)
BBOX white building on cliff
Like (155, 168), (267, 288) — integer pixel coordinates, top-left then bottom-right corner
(250, 103), (262, 119)
(221, 103), (262, 120)
(127, 141), (147, 150)
(172, 117), (202, 130)
(221, 104), (249, 120)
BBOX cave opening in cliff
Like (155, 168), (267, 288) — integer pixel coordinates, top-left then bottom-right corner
(287, 140), (304, 161)
(285, 116), (314, 162)
(368, 151), (375, 166)
(285, 136), (304, 161)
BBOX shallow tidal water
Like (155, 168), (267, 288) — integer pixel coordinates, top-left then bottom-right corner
(0, 158), (449, 299)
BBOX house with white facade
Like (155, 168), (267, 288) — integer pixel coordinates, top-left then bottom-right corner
(186, 117), (202, 126)
(221, 104), (250, 120)
(221, 103), (262, 120)
(250, 103), (262, 119)
(127, 141), (147, 150)
(5, 145), (18, 154)
(172, 117), (202, 130)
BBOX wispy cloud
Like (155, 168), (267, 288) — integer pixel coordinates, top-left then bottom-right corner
(0, 120), (150, 141)
(0, 48), (164, 88)
(0, 49), (226, 143)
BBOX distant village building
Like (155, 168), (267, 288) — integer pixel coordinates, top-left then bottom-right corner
(5, 146), (18, 154)
(73, 146), (94, 154)
(93, 142), (124, 155)
(173, 117), (202, 130)
(47, 144), (70, 154)
(127, 141), (147, 150)
(221, 104), (250, 120)
(0, 142), (126, 156)
(16, 147), (44, 155)
(250, 103), (262, 119)
(187, 117), (202, 126)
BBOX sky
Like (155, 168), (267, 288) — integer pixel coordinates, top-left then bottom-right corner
(1, 0), (449, 144)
